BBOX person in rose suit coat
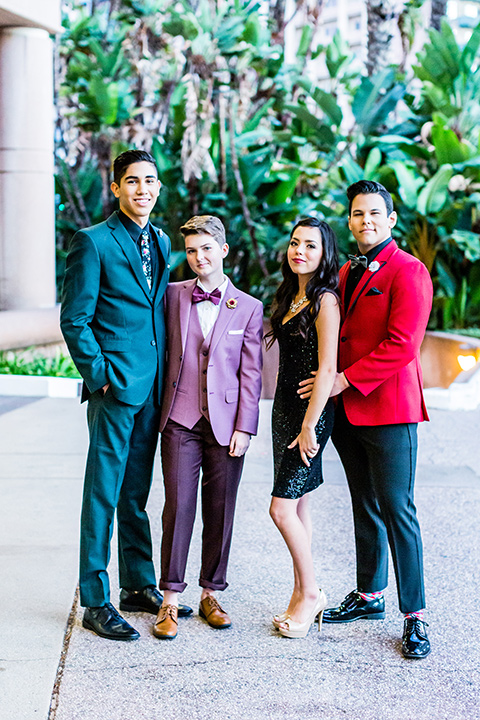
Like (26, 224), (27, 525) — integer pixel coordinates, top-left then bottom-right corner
(152, 215), (263, 640)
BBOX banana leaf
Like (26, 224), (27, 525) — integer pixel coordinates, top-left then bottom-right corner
(297, 79), (343, 127)
(416, 164), (453, 215)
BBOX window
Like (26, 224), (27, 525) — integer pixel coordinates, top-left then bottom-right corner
(464, 2), (478, 17)
(447, 1), (458, 19)
(349, 14), (362, 31)
(324, 23), (337, 37)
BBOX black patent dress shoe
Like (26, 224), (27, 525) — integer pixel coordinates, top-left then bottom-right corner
(322, 590), (386, 623)
(402, 618), (431, 659)
(82, 603), (140, 641)
(119, 586), (193, 618)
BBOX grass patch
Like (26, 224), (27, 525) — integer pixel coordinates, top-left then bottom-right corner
(0, 349), (81, 378)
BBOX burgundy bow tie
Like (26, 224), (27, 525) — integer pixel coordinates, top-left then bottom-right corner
(192, 285), (222, 305)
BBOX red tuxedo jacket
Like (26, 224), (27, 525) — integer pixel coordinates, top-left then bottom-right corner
(338, 240), (433, 426)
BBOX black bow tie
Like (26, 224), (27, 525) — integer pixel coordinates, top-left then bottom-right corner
(348, 254), (368, 269)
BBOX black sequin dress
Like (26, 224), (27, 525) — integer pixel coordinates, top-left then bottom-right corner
(272, 310), (334, 499)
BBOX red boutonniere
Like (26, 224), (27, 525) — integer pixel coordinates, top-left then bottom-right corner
(226, 298), (238, 309)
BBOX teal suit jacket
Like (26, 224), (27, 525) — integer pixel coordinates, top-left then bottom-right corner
(61, 212), (170, 406)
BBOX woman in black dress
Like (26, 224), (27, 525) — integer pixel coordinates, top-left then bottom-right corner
(266, 217), (339, 638)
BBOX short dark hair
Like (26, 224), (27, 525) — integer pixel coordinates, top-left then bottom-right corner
(112, 150), (158, 185)
(347, 180), (394, 215)
(180, 215), (226, 246)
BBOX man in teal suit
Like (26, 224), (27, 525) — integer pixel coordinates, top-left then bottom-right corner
(61, 150), (190, 640)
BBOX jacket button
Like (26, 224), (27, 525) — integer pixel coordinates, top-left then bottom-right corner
(203, 369), (207, 375)
(173, 382), (177, 388)
(340, 337), (347, 342)
(151, 340), (156, 346)
(179, 355), (183, 361)
(202, 406), (207, 411)
(202, 351), (208, 356)
(203, 388), (207, 393)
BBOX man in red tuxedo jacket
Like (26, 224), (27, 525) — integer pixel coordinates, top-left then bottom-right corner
(304, 181), (433, 658)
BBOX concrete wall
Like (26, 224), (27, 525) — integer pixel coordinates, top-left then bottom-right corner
(421, 331), (480, 389)
(0, 1), (61, 34)
(0, 0), (61, 324)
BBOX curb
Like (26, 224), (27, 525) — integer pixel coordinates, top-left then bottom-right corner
(424, 375), (480, 411)
(0, 373), (81, 398)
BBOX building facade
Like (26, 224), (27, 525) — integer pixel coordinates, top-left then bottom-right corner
(286, 0), (480, 83)
(0, 0), (62, 348)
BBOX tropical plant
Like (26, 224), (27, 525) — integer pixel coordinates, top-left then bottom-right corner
(366, 0), (396, 75)
(399, 20), (480, 328)
(430, 0), (447, 30)
(55, 2), (480, 329)
(0, 349), (81, 378)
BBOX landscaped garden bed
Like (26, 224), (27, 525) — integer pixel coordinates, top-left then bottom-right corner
(0, 348), (81, 398)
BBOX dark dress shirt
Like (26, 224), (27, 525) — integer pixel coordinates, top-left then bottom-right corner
(118, 210), (162, 290)
(342, 237), (393, 393)
(344, 237), (393, 311)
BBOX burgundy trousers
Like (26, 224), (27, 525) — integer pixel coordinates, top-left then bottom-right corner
(160, 417), (244, 592)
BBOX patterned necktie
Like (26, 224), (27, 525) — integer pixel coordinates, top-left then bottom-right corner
(191, 285), (222, 305)
(140, 230), (152, 289)
(348, 254), (368, 269)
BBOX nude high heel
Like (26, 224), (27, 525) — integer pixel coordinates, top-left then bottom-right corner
(278, 589), (327, 639)
(272, 611), (288, 630)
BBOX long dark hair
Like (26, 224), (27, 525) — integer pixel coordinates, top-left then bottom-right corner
(265, 218), (339, 349)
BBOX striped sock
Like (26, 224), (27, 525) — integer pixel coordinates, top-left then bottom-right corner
(358, 590), (384, 601)
(404, 610), (424, 621)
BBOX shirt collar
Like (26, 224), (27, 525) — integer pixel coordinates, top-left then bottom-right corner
(118, 210), (149, 243)
(196, 276), (229, 299)
(365, 237), (393, 262)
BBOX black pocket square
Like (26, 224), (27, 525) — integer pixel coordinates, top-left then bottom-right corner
(366, 287), (383, 296)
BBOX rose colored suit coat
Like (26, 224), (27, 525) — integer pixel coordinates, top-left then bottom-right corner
(338, 240), (433, 426)
(160, 278), (264, 446)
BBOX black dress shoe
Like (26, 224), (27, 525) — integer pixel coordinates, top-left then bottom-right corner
(82, 603), (140, 641)
(322, 590), (386, 623)
(402, 618), (431, 659)
(119, 586), (193, 618)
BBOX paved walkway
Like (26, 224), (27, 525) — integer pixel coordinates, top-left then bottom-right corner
(0, 397), (479, 720)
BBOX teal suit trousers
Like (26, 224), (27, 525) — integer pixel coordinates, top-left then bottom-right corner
(79, 385), (160, 607)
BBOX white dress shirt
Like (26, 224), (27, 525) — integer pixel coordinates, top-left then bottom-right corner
(195, 276), (229, 338)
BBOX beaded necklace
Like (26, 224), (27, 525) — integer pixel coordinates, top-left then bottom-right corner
(289, 295), (308, 314)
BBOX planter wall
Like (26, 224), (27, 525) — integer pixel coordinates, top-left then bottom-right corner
(420, 331), (480, 389)
(0, 373), (81, 398)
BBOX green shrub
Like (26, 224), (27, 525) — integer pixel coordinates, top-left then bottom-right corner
(0, 349), (81, 378)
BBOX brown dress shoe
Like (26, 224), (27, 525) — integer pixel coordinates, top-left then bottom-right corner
(199, 596), (231, 629)
(153, 604), (178, 639)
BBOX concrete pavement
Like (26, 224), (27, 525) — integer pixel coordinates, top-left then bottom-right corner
(0, 396), (479, 720)
(0, 396), (86, 720)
